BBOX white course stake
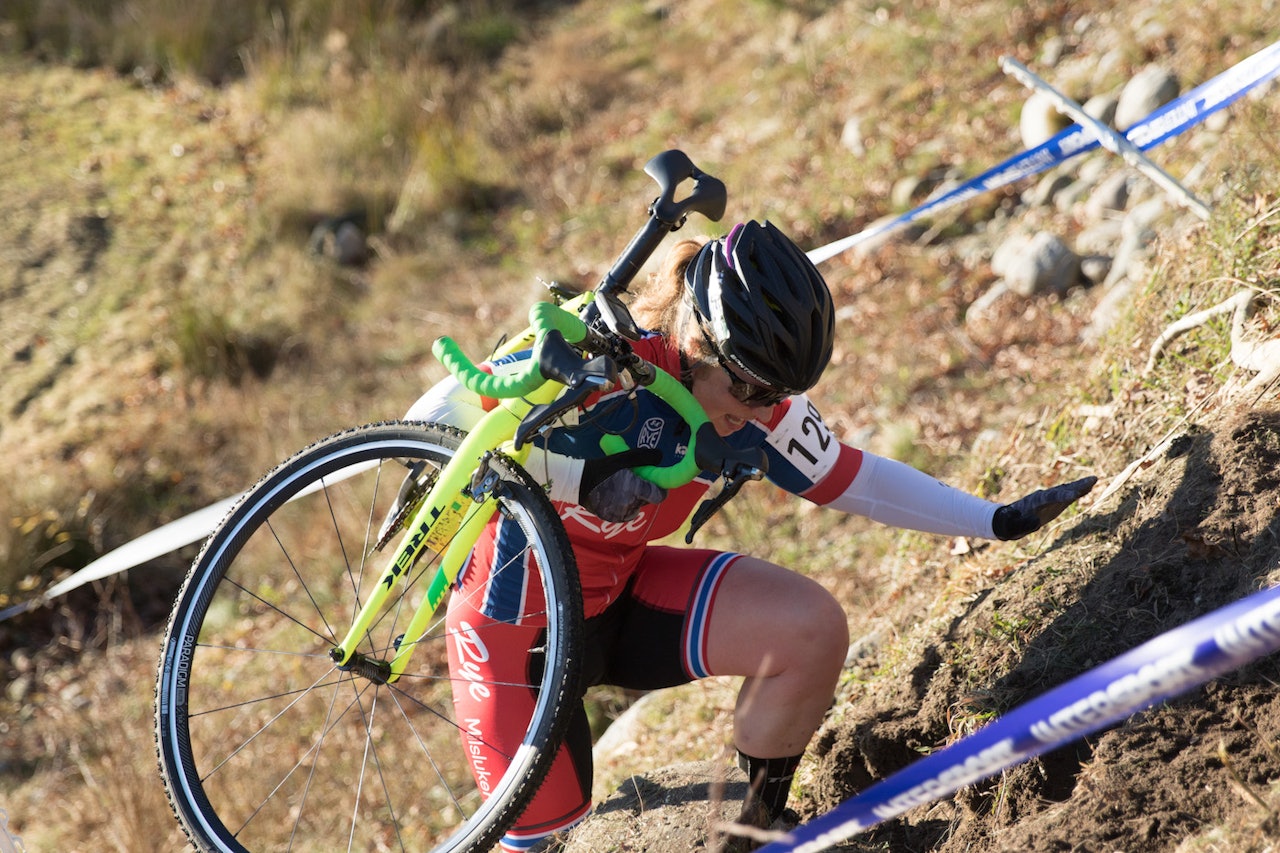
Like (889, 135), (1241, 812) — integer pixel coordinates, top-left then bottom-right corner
(1000, 56), (1212, 220)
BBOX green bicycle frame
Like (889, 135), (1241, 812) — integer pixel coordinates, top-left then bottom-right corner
(329, 297), (710, 682)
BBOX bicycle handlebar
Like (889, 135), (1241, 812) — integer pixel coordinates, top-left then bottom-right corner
(432, 300), (718, 491)
(430, 149), (761, 531)
(434, 302), (588, 400)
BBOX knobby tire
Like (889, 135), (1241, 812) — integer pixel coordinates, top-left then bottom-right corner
(155, 421), (583, 853)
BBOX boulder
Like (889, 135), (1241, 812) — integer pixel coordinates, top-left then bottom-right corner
(992, 231), (1082, 296)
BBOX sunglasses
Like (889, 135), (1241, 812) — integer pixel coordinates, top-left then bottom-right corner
(719, 361), (789, 407)
(698, 324), (789, 408)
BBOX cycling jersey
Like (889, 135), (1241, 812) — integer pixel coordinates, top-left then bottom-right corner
(407, 331), (998, 620)
(404, 330), (1001, 850)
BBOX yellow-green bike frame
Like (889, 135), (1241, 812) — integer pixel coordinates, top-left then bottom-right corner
(328, 294), (711, 682)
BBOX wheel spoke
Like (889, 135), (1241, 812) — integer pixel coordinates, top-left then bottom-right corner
(156, 424), (582, 853)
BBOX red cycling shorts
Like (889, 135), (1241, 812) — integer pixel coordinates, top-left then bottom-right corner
(446, 545), (743, 851)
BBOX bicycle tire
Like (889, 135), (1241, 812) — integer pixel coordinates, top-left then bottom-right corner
(155, 421), (583, 853)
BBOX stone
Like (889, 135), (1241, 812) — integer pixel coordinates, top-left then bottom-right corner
(840, 115), (865, 156)
(993, 231), (1081, 296)
(1019, 90), (1072, 148)
(1082, 93), (1118, 126)
(1027, 171), (1075, 208)
(1084, 171), (1132, 219)
(1080, 255), (1113, 286)
(1115, 66), (1179, 130)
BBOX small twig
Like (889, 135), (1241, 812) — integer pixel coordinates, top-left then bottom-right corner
(1231, 199), (1280, 248)
(1090, 389), (1216, 509)
(1228, 291), (1280, 372)
(1144, 285), (1280, 403)
(1226, 291), (1280, 400)
(1218, 738), (1275, 816)
(628, 775), (647, 813)
(707, 750), (732, 853)
(1144, 290), (1251, 374)
(711, 819), (787, 845)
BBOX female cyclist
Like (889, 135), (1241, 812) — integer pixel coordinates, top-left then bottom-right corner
(406, 219), (1096, 851)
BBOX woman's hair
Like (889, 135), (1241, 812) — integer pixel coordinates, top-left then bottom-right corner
(628, 237), (715, 360)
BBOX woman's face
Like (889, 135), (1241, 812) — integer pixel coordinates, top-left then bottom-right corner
(689, 362), (780, 435)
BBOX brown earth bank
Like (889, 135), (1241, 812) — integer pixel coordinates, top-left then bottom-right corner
(805, 404), (1280, 853)
(566, 406), (1280, 853)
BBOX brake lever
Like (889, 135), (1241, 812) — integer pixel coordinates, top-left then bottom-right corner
(593, 290), (644, 341)
(683, 422), (768, 543)
(513, 330), (617, 450)
(685, 463), (766, 544)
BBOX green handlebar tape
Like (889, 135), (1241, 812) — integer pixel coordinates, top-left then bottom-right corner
(433, 335), (545, 398)
(599, 369), (709, 490)
(432, 302), (589, 399)
(434, 297), (710, 489)
(527, 300), (589, 340)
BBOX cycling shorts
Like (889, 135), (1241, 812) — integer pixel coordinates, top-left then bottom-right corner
(447, 545), (743, 851)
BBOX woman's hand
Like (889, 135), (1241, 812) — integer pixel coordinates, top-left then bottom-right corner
(579, 448), (668, 522)
(992, 476), (1098, 540)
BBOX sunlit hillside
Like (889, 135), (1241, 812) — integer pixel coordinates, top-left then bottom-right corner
(2, 2), (1279, 851)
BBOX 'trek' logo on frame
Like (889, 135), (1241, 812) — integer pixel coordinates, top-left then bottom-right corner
(381, 501), (465, 590)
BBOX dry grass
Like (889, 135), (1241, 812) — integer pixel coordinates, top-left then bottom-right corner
(4, 638), (187, 853)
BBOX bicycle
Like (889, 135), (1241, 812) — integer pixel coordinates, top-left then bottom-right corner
(154, 150), (768, 853)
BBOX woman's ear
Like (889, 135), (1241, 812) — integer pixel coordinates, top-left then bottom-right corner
(675, 301), (712, 362)
(680, 328), (704, 360)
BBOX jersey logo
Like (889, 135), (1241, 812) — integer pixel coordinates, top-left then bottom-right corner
(452, 620), (493, 704)
(637, 417), (664, 449)
(560, 504), (650, 538)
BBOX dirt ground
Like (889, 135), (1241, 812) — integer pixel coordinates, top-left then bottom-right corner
(805, 404), (1280, 852)
(562, 404), (1280, 853)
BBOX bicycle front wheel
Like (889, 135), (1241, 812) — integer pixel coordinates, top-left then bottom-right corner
(155, 421), (583, 853)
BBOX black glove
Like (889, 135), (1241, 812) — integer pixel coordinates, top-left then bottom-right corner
(579, 448), (668, 523)
(991, 476), (1098, 541)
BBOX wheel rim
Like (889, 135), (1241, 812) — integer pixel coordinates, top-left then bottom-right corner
(157, 427), (579, 852)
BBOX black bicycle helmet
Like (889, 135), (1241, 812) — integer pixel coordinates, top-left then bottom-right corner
(684, 220), (835, 394)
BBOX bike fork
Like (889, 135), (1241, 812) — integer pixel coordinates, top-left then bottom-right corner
(329, 431), (528, 683)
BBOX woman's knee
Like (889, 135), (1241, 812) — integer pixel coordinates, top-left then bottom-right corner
(713, 559), (848, 676)
(787, 582), (849, 672)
